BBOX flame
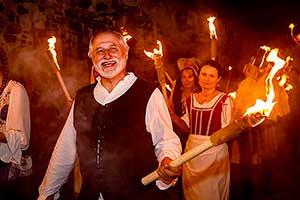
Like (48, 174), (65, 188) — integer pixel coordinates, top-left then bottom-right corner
(228, 91), (236, 99)
(258, 45), (271, 68)
(289, 23), (300, 43)
(144, 40), (163, 59)
(207, 16), (218, 40)
(278, 74), (287, 87)
(47, 36), (61, 70)
(243, 48), (286, 118)
(284, 84), (293, 91)
(120, 27), (132, 42)
(228, 66), (232, 71)
(286, 56), (293, 63)
(260, 45), (271, 52)
(289, 23), (295, 38)
(165, 83), (172, 92)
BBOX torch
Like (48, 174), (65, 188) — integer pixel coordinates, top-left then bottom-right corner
(207, 16), (218, 60)
(47, 36), (72, 102)
(141, 48), (287, 186)
(144, 40), (168, 102)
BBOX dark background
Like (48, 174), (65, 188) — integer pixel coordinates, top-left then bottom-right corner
(0, 0), (300, 199)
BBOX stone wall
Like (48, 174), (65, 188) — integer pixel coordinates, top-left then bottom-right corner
(0, 0), (299, 199)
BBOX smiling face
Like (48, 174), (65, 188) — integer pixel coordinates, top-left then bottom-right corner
(89, 32), (129, 82)
(198, 65), (221, 90)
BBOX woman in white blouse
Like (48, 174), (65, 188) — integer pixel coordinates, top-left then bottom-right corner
(182, 59), (232, 200)
(0, 46), (31, 187)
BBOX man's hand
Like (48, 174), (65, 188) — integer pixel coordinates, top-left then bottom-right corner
(156, 157), (181, 185)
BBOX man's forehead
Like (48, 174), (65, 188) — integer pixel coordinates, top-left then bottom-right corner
(93, 32), (121, 46)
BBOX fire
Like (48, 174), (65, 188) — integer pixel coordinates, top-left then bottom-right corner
(165, 84), (172, 92)
(289, 23), (300, 43)
(243, 48), (286, 120)
(228, 91), (236, 99)
(258, 45), (271, 68)
(207, 16), (217, 40)
(47, 36), (61, 70)
(260, 45), (271, 52)
(144, 40), (163, 59)
(120, 27), (132, 42)
(289, 23), (295, 38)
(284, 84), (293, 91)
(278, 74), (287, 87)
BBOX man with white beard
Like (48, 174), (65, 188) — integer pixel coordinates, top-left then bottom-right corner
(38, 30), (182, 200)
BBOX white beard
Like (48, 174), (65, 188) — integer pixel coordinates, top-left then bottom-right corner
(94, 58), (127, 79)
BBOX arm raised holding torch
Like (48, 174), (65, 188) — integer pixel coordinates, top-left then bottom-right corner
(47, 36), (72, 102)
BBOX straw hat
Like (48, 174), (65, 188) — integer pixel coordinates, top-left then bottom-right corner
(177, 57), (199, 75)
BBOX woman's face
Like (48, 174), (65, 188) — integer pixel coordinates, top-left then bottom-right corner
(181, 68), (195, 90)
(198, 65), (221, 90)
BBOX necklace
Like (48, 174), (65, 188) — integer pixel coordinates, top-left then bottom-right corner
(197, 90), (218, 103)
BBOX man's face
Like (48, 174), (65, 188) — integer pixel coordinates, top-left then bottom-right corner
(90, 32), (128, 80)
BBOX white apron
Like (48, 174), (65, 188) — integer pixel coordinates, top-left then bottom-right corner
(182, 134), (230, 200)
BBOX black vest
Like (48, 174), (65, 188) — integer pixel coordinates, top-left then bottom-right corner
(74, 79), (168, 200)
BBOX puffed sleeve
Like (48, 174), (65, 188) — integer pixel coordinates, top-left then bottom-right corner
(145, 88), (182, 189)
(0, 82), (30, 164)
(38, 102), (77, 200)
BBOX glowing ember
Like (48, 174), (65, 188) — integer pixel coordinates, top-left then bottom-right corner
(207, 16), (218, 40)
(47, 36), (61, 70)
(243, 48), (286, 120)
(144, 40), (163, 58)
(228, 66), (232, 71)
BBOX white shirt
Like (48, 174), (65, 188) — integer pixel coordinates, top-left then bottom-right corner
(0, 80), (31, 164)
(38, 72), (182, 200)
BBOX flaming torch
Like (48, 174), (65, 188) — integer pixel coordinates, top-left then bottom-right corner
(289, 23), (300, 44)
(47, 36), (72, 102)
(207, 16), (218, 60)
(144, 40), (168, 102)
(141, 48), (286, 186)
